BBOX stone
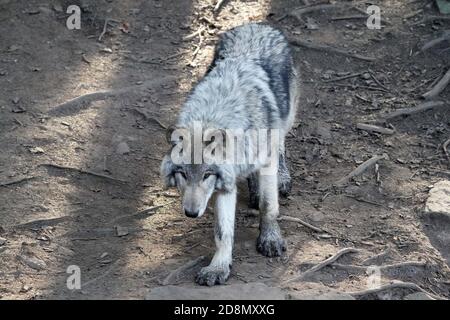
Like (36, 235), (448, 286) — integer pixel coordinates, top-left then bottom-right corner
(403, 292), (434, 300)
(18, 254), (47, 270)
(116, 142), (130, 155)
(425, 180), (450, 217)
(146, 283), (287, 300)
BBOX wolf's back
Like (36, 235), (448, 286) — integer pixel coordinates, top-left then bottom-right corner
(214, 23), (296, 123)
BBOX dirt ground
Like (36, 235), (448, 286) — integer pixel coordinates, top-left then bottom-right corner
(0, 0), (449, 300)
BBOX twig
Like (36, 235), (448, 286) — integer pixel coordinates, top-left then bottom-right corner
(330, 15), (367, 21)
(380, 101), (446, 120)
(346, 281), (446, 300)
(335, 154), (388, 186)
(368, 70), (390, 92)
(413, 15), (450, 25)
(11, 216), (71, 230)
(182, 26), (205, 41)
(110, 201), (175, 225)
(283, 248), (359, 284)
(290, 38), (376, 62)
(0, 176), (35, 187)
(162, 256), (206, 285)
(213, 0), (227, 13)
(344, 194), (385, 207)
(443, 138), (450, 164)
(419, 30), (450, 52)
(39, 163), (128, 183)
(278, 215), (324, 233)
(403, 9), (423, 19)
(356, 123), (394, 135)
(291, 3), (352, 21)
(361, 249), (392, 265)
(331, 261), (427, 272)
(98, 19), (120, 42)
(323, 72), (362, 83)
(48, 77), (174, 116)
(324, 83), (389, 92)
(422, 69), (450, 100)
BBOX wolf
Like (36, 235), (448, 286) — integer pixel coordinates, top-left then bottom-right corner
(161, 23), (299, 286)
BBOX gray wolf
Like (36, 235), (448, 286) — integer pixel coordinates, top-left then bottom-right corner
(161, 23), (299, 286)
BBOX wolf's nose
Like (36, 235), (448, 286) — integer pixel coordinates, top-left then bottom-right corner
(184, 209), (199, 218)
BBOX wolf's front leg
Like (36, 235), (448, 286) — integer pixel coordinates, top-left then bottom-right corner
(257, 172), (286, 257)
(196, 188), (236, 286)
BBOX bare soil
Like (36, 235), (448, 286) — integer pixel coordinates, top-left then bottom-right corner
(0, 0), (449, 300)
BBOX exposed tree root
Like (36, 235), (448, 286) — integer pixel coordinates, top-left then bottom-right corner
(284, 248), (360, 284)
(162, 256), (206, 285)
(331, 261), (427, 272)
(380, 101), (447, 121)
(110, 201), (176, 226)
(443, 138), (450, 164)
(419, 30), (450, 52)
(335, 154), (388, 186)
(48, 77), (174, 117)
(213, 0), (228, 13)
(39, 163), (128, 183)
(278, 215), (325, 233)
(356, 123), (394, 135)
(346, 281), (446, 300)
(0, 176), (35, 187)
(290, 38), (376, 62)
(422, 69), (450, 100)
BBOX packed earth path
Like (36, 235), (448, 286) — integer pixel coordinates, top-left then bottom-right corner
(0, 0), (449, 299)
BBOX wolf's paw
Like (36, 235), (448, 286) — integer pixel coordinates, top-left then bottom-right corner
(278, 178), (292, 198)
(196, 265), (230, 286)
(257, 229), (286, 257)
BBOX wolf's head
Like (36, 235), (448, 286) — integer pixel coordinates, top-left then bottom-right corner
(160, 126), (235, 218)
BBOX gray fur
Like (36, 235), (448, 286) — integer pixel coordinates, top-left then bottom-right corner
(160, 23), (300, 286)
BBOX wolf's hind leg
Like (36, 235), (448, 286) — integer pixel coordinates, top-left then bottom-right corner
(278, 146), (292, 197)
(257, 172), (286, 257)
(196, 189), (236, 286)
(247, 172), (259, 210)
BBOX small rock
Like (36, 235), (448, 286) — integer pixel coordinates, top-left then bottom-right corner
(100, 252), (109, 259)
(361, 72), (371, 80)
(116, 226), (129, 237)
(100, 48), (113, 54)
(20, 285), (32, 293)
(425, 180), (450, 217)
(116, 142), (130, 155)
(29, 147), (44, 154)
(0, 237), (6, 246)
(11, 105), (26, 113)
(19, 254), (47, 270)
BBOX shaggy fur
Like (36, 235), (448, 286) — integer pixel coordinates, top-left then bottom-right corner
(161, 23), (299, 286)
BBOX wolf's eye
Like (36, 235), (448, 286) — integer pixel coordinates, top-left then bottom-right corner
(203, 172), (214, 180)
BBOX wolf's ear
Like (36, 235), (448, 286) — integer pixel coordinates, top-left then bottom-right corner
(160, 155), (177, 189)
(215, 166), (235, 193)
